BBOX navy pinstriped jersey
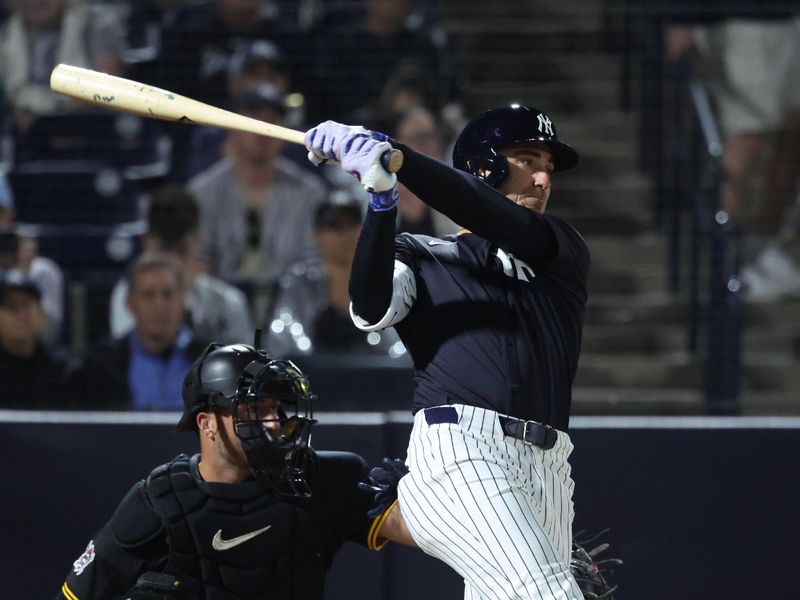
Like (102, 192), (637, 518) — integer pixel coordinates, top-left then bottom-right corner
(394, 219), (587, 430)
(350, 145), (589, 431)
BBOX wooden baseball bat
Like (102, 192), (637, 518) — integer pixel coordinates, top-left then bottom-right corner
(49, 63), (403, 173)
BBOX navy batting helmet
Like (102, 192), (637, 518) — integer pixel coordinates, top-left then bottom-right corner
(452, 105), (579, 187)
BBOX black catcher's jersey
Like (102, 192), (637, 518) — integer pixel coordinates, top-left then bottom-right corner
(350, 145), (589, 431)
(57, 451), (374, 600)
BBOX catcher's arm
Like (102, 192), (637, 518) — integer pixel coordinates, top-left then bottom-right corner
(360, 458), (418, 550)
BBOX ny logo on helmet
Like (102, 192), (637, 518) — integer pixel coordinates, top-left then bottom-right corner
(537, 113), (554, 136)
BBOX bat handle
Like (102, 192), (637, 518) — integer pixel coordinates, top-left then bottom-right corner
(381, 148), (404, 173)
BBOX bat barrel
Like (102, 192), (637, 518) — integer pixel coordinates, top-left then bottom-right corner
(50, 64), (187, 121)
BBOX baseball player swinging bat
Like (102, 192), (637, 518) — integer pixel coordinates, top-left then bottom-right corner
(48, 64), (404, 173)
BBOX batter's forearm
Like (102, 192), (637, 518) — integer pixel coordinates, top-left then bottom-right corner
(395, 145), (557, 259)
(349, 208), (397, 323)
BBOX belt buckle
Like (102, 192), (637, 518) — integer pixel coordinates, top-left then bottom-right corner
(523, 420), (557, 450)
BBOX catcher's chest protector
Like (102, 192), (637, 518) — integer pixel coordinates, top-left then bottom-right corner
(145, 456), (325, 600)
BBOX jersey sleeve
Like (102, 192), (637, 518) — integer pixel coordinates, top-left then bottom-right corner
(57, 483), (167, 600)
(313, 452), (375, 551)
(350, 208), (420, 330)
(58, 524), (147, 599)
(395, 144), (561, 265)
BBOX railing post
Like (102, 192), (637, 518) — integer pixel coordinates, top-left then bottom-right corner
(703, 209), (743, 414)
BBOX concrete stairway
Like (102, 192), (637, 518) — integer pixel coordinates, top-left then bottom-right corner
(435, 0), (799, 415)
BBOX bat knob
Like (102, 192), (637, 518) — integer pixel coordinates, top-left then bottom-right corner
(380, 149), (404, 173)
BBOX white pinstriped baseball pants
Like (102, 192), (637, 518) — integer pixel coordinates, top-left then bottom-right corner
(397, 404), (584, 600)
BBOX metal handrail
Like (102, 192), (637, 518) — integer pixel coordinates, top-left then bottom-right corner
(671, 65), (743, 414)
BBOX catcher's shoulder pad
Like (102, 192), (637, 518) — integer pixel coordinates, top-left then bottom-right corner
(110, 480), (165, 548)
(315, 451), (368, 490)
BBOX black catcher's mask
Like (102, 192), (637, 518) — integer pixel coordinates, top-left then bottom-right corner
(177, 340), (317, 497)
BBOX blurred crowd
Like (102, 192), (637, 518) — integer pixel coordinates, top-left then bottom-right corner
(1, 0), (800, 411)
(0, 0), (466, 409)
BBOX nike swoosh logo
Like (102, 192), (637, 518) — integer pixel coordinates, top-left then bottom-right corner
(212, 525), (272, 551)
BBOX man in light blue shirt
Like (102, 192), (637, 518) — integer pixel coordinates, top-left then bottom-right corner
(77, 253), (208, 409)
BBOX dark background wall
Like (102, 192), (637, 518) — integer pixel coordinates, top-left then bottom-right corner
(3, 414), (799, 600)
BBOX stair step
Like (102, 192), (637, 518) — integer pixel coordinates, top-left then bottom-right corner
(558, 110), (638, 142)
(585, 291), (687, 324)
(459, 53), (621, 85)
(582, 323), (686, 354)
(574, 352), (703, 388)
(585, 235), (666, 267)
(444, 16), (603, 37)
(465, 79), (620, 114)
(558, 210), (651, 237)
(572, 386), (704, 415)
(744, 301), (800, 329)
(740, 391), (800, 415)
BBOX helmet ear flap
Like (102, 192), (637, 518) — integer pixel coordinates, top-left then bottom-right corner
(465, 156), (509, 188)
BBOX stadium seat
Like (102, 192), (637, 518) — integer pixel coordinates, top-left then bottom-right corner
(9, 160), (143, 225)
(14, 112), (171, 180)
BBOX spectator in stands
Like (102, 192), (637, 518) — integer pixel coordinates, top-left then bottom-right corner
(374, 64), (467, 138)
(155, 0), (299, 108)
(152, 0), (301, 178)
(0, 174), (64, 343)
(227, 38), (292, 98)
(189, 84), (327, 283)
(665, 5), (800, 300)
(78, 252), (208, 410)
(306, 0), (460, 124)
(0, 0), (127, 131)
(266, 192), (403, 356)
(109, 184), (254, 345)
(184, 38), (301, 179)
(0, 274), (76, 407)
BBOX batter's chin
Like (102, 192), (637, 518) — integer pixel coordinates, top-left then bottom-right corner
(515, 196), (546, 213)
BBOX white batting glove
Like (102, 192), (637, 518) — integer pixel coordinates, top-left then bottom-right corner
(305, 121), (397, 192)
(305, 121), (370, 165)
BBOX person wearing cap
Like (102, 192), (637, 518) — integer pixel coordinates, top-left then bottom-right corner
(0, 274), (76, 407)
(188, 83), (327, 284)
(183, 38), (302, 180)
(227, 38), (292, 98)
(265, 192), (403, 356)
(0, 173), (65, 344)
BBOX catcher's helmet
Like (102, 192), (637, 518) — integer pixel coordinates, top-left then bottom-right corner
(177, 341), (317, 496)
(452, 105), (579, 187)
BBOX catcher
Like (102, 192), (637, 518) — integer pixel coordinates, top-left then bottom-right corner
(56, 339), (412, 600)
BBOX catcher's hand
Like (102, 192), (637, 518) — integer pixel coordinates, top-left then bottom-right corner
(358, 457), (409, 518)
